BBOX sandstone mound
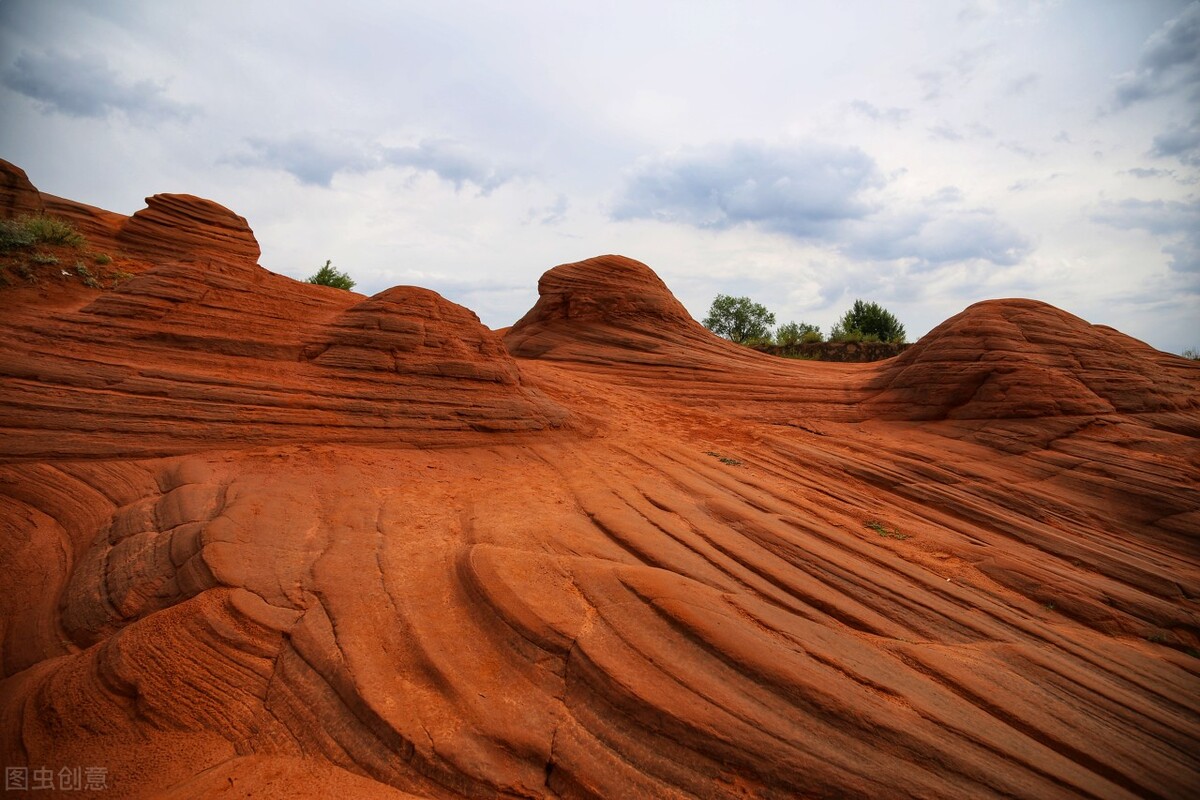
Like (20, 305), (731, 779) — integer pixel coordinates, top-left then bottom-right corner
(1, 167), (1198, 799)
(310, 285), (519, 385)
(505, 255), (876, 422)
(506, 254), (729, 365)
(0, 172), (567, 460)
(867, 298), (1200, 421)
(118, 193), (262, 264)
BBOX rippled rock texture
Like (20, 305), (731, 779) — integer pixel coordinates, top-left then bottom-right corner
(1, 166), (1198, 798)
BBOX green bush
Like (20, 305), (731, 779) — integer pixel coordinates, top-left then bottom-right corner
(776, 321), (821, 346)
(0, 215), (85, 251)
(306, 259), (356, 290)
(831, 299), (906, 343)
(703, 294), (776, 344)
(0, 219), (35, 250)
(26, 216), (84, 246)
(829, 326), (862, 343)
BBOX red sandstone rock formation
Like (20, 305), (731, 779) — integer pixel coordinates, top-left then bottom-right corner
(1, 164), (1198, 798)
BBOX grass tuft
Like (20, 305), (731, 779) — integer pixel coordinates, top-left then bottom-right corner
(73, 261), (100, 288)
(865, 520), (909, 540)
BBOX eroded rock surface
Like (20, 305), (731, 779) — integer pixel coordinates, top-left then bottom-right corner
(2, 167), (1198, 798)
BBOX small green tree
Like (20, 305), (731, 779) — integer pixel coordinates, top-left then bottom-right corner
(306, 260), (355, 290)
(831, 299), (906, 343)
(775, 321), (822, 346)
(703, 294), (776, 344)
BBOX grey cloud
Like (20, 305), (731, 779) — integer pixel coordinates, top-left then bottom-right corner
(845, 209), (1031, 269)
(1006, 73), (1039, 95)
(2, 49), (194, 121)
(231, 134), (516, 191)
(917, 70), (947, 102)
(957, 1), (991, 24)
(1111, 2), (1200, 110)
(917, 45), (992, 101)
(234, 136), (374, 187)
(525, 194), (569, 226)
(924, 186), (964, 205)
(1092, 198), (1200, 272)
(614, 141), (1029, 269)
(1007, 172), (1064, 192)
(1150, 117), (1200, 165)
(850, 100), (911, 126)
(928, 121), (993, 142)
(999, 140), (1041, 158)
(383, 139), (516, 194)
(611, 141), (884, 237)
(928, 123), (964, 141)
(1125, 167), (1172, 178)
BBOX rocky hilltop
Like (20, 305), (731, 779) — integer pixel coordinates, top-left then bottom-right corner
(1, 160), (1198, 799)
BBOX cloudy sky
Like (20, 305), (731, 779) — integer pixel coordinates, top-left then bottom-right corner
(1, 1), (1197, 352)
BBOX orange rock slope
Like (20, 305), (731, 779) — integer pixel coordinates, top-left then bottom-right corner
(1, 162), (1198, 799)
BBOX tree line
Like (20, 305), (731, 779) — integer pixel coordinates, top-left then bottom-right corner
(703, 295), (906, 345)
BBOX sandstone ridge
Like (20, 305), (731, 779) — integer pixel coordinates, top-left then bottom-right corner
(1, 163), (1197, 799)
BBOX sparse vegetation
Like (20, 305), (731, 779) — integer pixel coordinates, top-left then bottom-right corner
(705, 451), (742, 466)
(0, 215), (137, 290)
(865, 520), (909, 540)
(74, 262), (100, 288)
(307, 259), (356, 290)
(703, 295), (775, 344)
(1183, 348), (1199, 361)
(13, 262), (37, 283)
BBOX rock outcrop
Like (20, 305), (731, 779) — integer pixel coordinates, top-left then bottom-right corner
(0, 160), (44, 218)
(1, 164), (1198, 799)
(866, 298), (1200, 420)
(118, 193), (262, 264)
